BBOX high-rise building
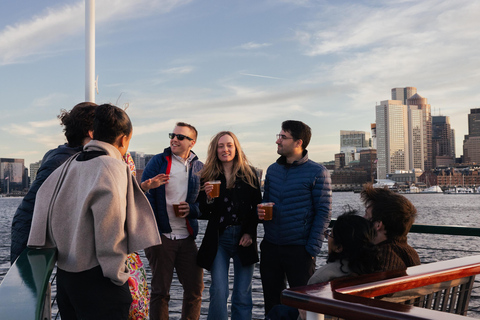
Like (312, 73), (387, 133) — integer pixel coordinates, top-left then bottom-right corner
(391, 87), (417, 105)
(407, 93), (432, 171)
(463, 108), (480, 164)
(375, 100), (409, 179)
(29, 160), (42, 187)
(370, 123), (377, 149)
(468, 108), (480, 137)
(432, 116), (455, 167)
(0, 158), (26, 193)
(339, 130), (370, 165)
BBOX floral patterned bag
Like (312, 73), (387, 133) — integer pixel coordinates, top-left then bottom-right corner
(124, 152), (150, 319)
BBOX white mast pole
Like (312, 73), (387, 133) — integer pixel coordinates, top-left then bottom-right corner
(85, 0), (95, 102)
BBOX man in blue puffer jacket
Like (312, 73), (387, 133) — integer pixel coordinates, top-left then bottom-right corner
(10, 102), (97, 264)
(258, 120), (332, 315)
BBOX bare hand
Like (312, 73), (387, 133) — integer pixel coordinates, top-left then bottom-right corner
(203, 182), (214, 200)
(178, 201), (190, 218)
(257, 204), (265, 220)
(239, 234), (253, 247)
(141, 174), (170, 192)
(299, 309), (306, 320)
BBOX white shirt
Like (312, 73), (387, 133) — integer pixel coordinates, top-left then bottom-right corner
(164, 152), (195, 239)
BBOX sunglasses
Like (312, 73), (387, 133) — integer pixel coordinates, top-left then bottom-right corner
(169, 133), (193, 141)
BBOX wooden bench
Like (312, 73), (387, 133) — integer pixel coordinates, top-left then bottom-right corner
(0, 248), (56, 320)
(282, 255), (480, 320)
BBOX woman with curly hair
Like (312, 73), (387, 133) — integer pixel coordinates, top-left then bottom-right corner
(267, 210), (381, 320)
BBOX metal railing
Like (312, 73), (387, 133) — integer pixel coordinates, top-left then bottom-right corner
(2, 223), (480, 320)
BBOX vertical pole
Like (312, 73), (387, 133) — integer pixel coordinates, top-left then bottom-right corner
(85, 0), (95, 102)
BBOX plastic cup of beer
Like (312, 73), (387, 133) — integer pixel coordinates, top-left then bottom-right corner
(173, 203), (182, 217)
(261, 202), (274, 221)
(208, 181), (221, 198)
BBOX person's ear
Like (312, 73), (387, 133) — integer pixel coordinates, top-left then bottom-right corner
(374, 220), (384, 232)
(88, 130), (94, 139)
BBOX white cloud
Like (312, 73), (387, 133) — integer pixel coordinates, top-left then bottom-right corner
(160, 66), (194, 74)
(239, 42), (272, 50)
(0, 0), (192, 65)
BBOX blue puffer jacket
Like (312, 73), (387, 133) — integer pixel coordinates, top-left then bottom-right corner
(141, 147), (203, 238)
(262, 151), (332, 257)
(10, 144), (82, 263)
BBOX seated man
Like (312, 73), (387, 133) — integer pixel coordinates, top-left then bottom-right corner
(361, 183), (420, 271)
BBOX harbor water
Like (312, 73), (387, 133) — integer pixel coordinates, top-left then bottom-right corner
(1, 192), (480, 319)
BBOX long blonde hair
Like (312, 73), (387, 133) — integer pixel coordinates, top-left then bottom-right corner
(201, 131), (258, 189)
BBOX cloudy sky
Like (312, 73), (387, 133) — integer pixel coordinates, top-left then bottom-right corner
(1, 0), (479, 172)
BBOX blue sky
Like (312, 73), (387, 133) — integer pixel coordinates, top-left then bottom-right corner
(1, 0), (479, 171)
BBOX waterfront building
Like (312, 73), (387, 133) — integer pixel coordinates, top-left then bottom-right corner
(0, 158), (26, 193)
(463, 108), (480, 164)
(375, 100), (409, 179)
(29, 160), (42, 187)
(407, 93), (432, 171)
(371, 123), (377, 149)
(432, 116), (455, 167)
(334, 153), (345, 169)
(391, 87), (417, 105)
(339, 130), (371, 165)
(376, 89), (433, 179)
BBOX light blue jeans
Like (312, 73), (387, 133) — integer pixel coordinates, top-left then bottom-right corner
(207, 225), (255, 320)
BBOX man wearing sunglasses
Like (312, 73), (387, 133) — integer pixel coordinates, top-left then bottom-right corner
(141, 122), (204, 320)
(257, 120), (332, 316)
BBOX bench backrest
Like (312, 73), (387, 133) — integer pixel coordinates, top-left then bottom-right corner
(282, 255), (480, 320)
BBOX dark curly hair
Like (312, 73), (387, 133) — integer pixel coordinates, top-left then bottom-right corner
(93, 104), (132, 144)
(58, 102), (97, 147)
(360, 183), (417, 241)
(327, 210), (381, 275)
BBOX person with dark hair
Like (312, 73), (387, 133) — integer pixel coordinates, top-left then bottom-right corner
(266, 211), (381, 320)
(141, 122), (204, 320)
(360, 183), (420, 271)
(196, 131), (262, 320)
(10, 102), (97, 264)
(258, 120), (332, 315)
(28, 104), (161, 320)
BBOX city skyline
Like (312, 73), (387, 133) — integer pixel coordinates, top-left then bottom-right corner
(1, 0), (480, 171)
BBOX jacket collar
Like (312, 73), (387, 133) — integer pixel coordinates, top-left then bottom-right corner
(84, 140), (123, 161)
(276, 149), (309, 167)
(164, 146), (199, 162)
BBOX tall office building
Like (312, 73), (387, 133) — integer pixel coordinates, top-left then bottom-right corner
(375, 100), (409, 179)
(407, 93), (432, 171)
(391, 87), (417, 105)
(463, 108), (480, 164)
(339, 130), (370, 165)
(29, 160), (42, 187)
(432, 116), (455, 167)
(468, 108), (480, 136)
(0, 158), (26, 193)
(371, 123), (377, 149)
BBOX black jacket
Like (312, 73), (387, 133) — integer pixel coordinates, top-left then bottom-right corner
(10, 144), (81, 263)
(197, 172), (262, 270)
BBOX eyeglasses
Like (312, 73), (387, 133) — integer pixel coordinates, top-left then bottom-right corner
(169, 133), (193, 141)
(276, 134), (294, 140)
(324, 228), (333, 239)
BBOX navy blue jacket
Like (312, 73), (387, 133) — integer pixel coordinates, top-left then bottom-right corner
(10, 144), (82, 263)
(141, 147), (203, 238)
(262, 150), (332, 257)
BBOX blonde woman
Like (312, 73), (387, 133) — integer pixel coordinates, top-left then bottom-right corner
(197, 131), (262, 320)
